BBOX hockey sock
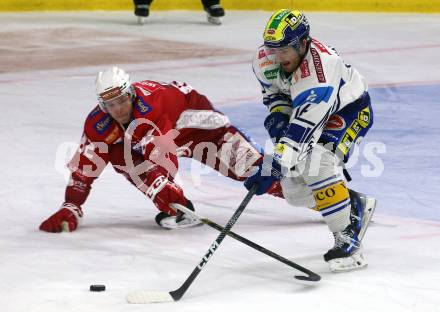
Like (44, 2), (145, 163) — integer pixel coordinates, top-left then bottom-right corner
(312, 180), (351, 233)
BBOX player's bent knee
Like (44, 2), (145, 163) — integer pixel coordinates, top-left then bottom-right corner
(280, 177), (315, 208)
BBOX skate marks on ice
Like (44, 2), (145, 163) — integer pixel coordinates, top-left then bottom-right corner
(0, 27), (247, 73)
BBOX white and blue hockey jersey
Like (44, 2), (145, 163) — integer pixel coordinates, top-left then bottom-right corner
(252, 39), (368, 168)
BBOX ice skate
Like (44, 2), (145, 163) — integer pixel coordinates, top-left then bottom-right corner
(205, 4), (224, 25)
(135, 5), (149, 25)
(349, 189), (377, 241)
(155, 200), (202, 229)
(324, 225), (367, 272)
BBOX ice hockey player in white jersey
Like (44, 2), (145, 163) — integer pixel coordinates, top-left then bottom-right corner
(245, 9), (377, 272)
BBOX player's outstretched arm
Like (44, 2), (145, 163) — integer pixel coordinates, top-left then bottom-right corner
(39, 130), (109, 233)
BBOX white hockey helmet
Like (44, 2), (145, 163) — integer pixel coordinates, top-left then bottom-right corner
(96, 66), (134, 112)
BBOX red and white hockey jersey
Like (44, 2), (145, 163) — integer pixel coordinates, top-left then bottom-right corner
(65, 80), (231, 207)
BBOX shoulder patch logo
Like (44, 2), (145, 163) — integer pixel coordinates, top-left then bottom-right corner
(264, 68), (279, 80)
(94, 115), (112, 134)
(135, 98), (152, 115)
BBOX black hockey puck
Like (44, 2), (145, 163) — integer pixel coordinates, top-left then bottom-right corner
(90, 284), (106, 292)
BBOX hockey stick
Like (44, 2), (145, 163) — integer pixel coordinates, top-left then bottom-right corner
(126, 185), (258, 304)
(171, 203), (320, 282)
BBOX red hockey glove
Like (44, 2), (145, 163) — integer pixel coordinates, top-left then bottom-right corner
(146, 175), (187, 216)
(39, 203), (83, 233)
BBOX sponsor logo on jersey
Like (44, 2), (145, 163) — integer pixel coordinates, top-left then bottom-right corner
(264, 68), (279, 80)
(259, 60), (274, 68)
(138, 81), (162, 92)
(336, 107), (371, 157)
(135, 98), (152, 115)
(135, 81), (164, 97)
(273, 143), (287, 162)
(292, 86), (333, 107)
(175, 111), (229, 130)
(358, 107), (371, 128)
(350, 120), (362, 135)
(94, 115), (112, 134)
(325, 115), (346, 130)
(104, 126), (121, 144)
(310, 47), (326, 83)
(300, 59), (310, 78)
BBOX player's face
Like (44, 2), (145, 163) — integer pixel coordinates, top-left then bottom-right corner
(273, 46), (301, 74)
(265, 40), (307, 74)
(105, 94), (133, 124)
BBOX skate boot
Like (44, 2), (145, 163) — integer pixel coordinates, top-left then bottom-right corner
(204, 4), (225, 25)
(155, 200), (202, 229)
(349, 189), (377, 241)
(135, 5), (150, 25)
(324, 225), (367, 272)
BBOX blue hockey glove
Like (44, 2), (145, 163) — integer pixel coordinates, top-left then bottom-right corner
(264, 112), (289, 142)
(244, 158), (284, 195)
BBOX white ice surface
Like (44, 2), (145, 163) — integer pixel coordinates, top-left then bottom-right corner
(1, 11), (440, 312)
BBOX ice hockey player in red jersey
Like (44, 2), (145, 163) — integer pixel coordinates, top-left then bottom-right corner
(40, 66), (280, 233)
